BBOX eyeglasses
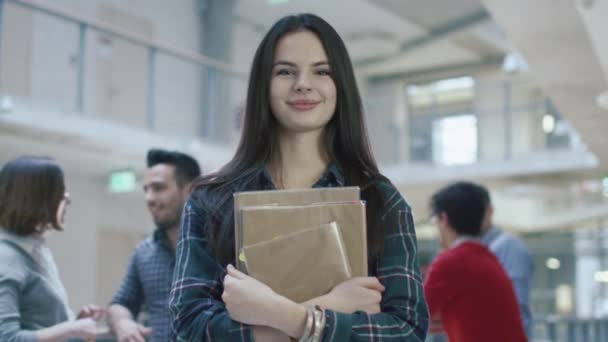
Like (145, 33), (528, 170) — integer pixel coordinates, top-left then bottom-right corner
(63, 192), (71, 206)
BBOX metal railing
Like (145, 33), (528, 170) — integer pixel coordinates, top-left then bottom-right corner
(401, 79), (582, 165)
(426, 317), (608, 342)
(0, 0), (248, 142)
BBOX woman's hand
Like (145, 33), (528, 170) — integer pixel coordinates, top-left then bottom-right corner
(77, 304), (105, 320)
(35, 315), (105, 341)
(68, 318), (101, 339)
(222, 265), (282, 326)
(317, 277), (385, 314)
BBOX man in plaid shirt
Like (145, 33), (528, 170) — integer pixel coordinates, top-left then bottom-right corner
(107, 149), (200, 342)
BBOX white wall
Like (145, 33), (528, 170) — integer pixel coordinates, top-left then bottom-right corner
(361, 79), (409, 164)
(475, 71), (508, 161)
(45, 171), (152, 311)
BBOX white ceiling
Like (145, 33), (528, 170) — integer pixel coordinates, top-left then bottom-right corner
(234, 0), (509, 76)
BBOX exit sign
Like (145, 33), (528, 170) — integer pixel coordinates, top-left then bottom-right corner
(109, 169), (136, 193)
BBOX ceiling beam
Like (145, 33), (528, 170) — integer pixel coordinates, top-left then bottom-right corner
(355, 8), (491, 67)
(366, 55), (503, 83)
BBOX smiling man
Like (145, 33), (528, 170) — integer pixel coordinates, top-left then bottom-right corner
(107, 149), (200, 342)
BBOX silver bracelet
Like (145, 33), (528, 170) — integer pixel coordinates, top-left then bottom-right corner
(311, 307), (324, 342)
(298, 307), (314, 342)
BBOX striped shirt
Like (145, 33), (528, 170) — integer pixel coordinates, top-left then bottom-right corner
(169, 165), (429, 341)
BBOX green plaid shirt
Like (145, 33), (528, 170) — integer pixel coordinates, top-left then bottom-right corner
(169, 165), (429, 341)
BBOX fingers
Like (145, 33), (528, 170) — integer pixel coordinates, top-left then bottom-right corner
(351, 277), (385, 292)
(78, 304), (105, 320)
(226, 264), (246, 280)
(130, 334), (146, 342)
(120, 333), (145, 342)
(90, 305), (105, 320)
(79, 306), (92, 318)
(138, 325), (152, 336)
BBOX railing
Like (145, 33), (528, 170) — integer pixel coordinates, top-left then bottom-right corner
(365, 76), (586, 166)
(426, 317), (608, 342)
(0, 0), (248, 143)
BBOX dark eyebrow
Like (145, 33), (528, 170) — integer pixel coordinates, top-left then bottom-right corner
(273, 61), (330, 67)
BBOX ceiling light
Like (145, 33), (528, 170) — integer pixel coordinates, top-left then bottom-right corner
(542, 114), (555, 134)
(0, 95), (14, 113)
(546, 258), (561, 270)
(502, 52), (529, 74)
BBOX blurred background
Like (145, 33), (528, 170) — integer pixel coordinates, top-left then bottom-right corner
(1, 0), (607, 340)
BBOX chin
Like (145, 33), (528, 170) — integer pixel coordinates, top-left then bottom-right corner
(281, 119), (328, 134)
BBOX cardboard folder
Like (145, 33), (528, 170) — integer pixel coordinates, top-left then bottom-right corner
(233, 187), (360, 270)
(242, 222), (352, 302)
(239, 201), (368, 277)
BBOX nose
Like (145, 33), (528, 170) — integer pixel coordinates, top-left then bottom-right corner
(294, 72), (312, 93)
(144, 190), (155, 206)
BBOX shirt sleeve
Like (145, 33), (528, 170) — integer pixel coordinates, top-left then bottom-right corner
(169, 199), (253, 342)
(500, 238), (534, 336)
(423, 251), (458, 320)
(0, 265), (38, 342)
(110, 247), (144, 318)
(322, 183), (429, 341)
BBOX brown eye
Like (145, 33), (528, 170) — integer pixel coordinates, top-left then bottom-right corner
(276, 68), (294, 76)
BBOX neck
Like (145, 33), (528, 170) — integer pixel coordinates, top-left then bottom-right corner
(481, 224), (493, 235)
(165, 225), (179, 252)
(270, 128), (329, 189)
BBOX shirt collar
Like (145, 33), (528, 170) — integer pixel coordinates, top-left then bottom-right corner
(260, 162), (345, 189)
(481, 226), (501, 244)
(450, 235), (481, 249)
(314, 163), (345, 187)
(152, 228), (172, 251)
(0, 228), (44, 255)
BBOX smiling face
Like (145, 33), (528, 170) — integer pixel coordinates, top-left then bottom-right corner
(269, 30), (337, 135)
(143, 164), (187, 231)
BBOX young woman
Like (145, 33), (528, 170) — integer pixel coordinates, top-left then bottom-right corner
(0, 156), (104, 341)
(170, 14), (428, 341)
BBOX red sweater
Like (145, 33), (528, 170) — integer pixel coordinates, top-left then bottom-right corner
(424, 241), (527, 342)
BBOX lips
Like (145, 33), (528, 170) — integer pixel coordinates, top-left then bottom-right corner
(287, 99), (320, 111)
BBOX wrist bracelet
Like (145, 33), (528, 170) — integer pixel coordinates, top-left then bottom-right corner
(311, 307), (324, 342)
(298, 307), (314, 342)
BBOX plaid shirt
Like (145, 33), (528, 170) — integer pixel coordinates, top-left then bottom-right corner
(170, 165), (429, 341)
(111, 229), (175, 342)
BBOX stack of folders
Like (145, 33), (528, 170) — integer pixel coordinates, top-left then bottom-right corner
(234, 187), (368, 302)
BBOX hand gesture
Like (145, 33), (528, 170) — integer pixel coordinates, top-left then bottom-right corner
(222, 264), (280, 326)
(114, 318), (152, 342)
(323, 277), (385, 314)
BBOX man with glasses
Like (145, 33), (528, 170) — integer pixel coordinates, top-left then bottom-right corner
(424, 181), (526, 342)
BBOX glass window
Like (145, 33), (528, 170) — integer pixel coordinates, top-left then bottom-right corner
(432, 114), (478, 165)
